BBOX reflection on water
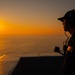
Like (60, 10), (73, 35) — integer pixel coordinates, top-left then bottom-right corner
(0, 35), (66, 56)
(0, 35), (66, 75)
(0, 55), (6, 59)
(0, 40), (4, 51)
(0, 55), (19, 75)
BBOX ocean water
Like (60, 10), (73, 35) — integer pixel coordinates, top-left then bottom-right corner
(0, 35), (66, 75)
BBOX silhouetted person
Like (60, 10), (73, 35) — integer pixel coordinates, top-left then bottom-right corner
(58, 9), (75, 75)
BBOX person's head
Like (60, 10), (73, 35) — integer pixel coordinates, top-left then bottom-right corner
(58, 9), (75, 35)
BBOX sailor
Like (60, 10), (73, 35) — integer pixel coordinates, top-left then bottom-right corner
(58, 9), (75, 75)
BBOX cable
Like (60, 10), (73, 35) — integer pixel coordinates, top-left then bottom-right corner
(63, 32), (70, 45)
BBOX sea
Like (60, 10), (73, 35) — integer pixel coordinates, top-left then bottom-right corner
(0, 35), (67, 75)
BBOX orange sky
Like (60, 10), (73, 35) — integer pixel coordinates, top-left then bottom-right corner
(0, 21), (63, 35)
(0, 0), (74, 35)
(0, 20), (63, 35)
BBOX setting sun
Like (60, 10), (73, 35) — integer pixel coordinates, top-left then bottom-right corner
(0, 23), (5, 35)
(0, 25), (3, 29)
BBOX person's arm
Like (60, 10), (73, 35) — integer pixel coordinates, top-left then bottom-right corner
(67, 46), (73, 52)
(66, 46), (73, 57)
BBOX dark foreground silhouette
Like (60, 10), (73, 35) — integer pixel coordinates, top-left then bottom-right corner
(11, 56), (64, 75)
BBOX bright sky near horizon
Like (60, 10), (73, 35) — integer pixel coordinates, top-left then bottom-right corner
(0, 0), (75, 35)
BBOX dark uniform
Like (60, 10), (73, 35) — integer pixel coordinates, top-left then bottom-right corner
(58, 9), (75, 75)
(63, 34), (75, 75)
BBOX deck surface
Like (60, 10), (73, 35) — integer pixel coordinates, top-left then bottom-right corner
(11, 56), (64, 75)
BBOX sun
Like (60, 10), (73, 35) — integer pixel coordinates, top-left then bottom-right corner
(0, 25), (4, 31)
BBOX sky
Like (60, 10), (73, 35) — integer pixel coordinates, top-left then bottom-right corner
(0, 0), (75, 35)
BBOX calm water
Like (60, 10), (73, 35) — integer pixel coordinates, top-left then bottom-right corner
(0, 35), (66, 75)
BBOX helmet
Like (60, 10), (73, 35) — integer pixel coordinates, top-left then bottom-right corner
(58, 9), (75, 22)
